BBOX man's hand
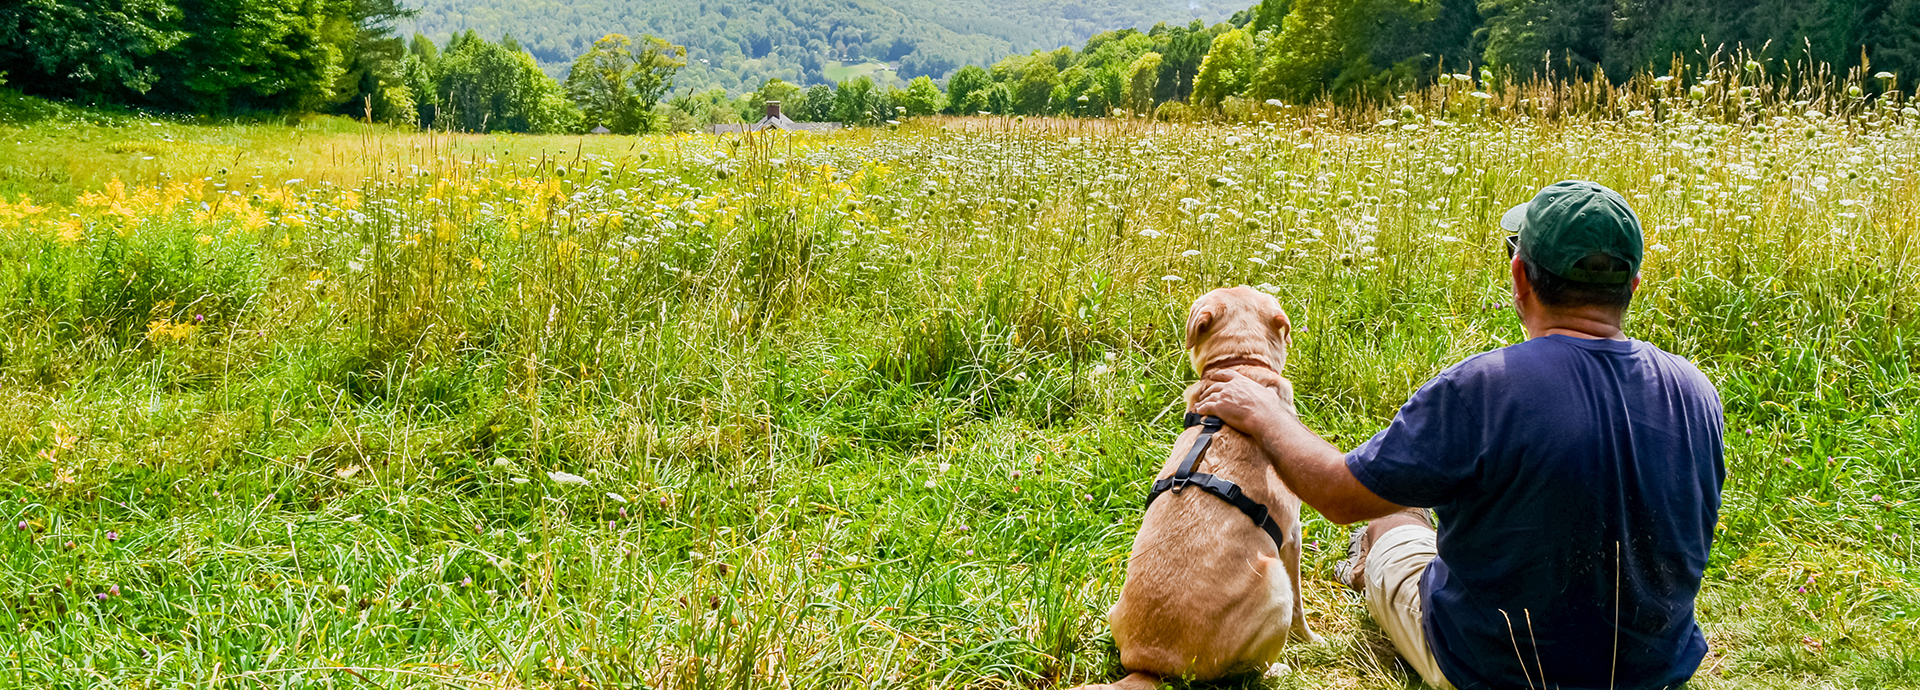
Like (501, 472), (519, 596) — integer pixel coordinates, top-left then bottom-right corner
(1190, 369), (1286, 436)
(1191, 369), (1404, 525)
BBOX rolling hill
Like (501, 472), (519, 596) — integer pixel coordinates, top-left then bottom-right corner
(402, 0), (1259, 92)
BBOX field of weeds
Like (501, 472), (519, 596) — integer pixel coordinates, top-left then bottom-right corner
(1, 74), (1917, 689)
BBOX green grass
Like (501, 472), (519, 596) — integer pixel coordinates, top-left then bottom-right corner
(0, 70), (1917, 689)
(822, 60), (906, 89)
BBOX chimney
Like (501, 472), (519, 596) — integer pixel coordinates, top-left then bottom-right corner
(766, 100), (782, 120)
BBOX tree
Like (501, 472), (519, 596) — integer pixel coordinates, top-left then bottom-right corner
(1477, 0), (1611, 81)
(1013, 60), (1059, 114)
(1251, 0), (1291, 33)
(1870, 0), (1920, 91)
(329, 0), (416, 122)
(1124, 51), (1162, 113)
(0, 0), (186, 101)
(1156, 19), (1214, 102)
(1191, 28), (1255, 107)
(438, 31), (579, 133)
(744, 77), (803, 120)
(900, 75), (944, 116)
(1253, 0), (1345, 102)
(563, 33), (685, 134)
(399, 36), (440, 127)
(832, 75), (878, 124)
(797, 84), (833, 121)
(985, 82), (1013, 114)
(944, 64), (992, 114)
(155, 0), (351, 112)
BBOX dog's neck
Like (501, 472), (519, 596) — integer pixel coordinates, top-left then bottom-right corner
(1199, 355), (1277, 377)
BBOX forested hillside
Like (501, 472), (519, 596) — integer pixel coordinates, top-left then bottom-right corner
(401, 0), (1259, 90)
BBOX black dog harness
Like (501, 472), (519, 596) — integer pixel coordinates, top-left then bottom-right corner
(1144, 412), (1290, 552)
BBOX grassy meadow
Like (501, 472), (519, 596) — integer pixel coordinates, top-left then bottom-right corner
(1, 70), (1918, 690)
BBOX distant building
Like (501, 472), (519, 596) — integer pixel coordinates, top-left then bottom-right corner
(590, 125), (612, 134)
(709, 101), (841, 134)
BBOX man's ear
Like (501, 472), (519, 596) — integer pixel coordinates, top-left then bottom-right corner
(1510, 256), (1531, 303)
(1185, 308), (1215, 351)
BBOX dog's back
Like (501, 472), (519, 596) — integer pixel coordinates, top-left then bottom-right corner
(1109, 416), (1299, 678)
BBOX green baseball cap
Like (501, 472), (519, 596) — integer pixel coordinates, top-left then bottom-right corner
(1499, 180), (1643, 285)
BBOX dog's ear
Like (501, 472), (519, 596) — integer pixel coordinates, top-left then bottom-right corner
(1271, 309), (1293, 347)
(1185, 307), (1215, 351)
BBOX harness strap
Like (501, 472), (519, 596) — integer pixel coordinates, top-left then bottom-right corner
(1143, 413), (1290, 552)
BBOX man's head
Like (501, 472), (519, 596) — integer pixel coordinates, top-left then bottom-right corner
(1501, 181), (1644, 321)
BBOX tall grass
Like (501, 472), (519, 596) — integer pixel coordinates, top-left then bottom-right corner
(0, 59), (1916, 689)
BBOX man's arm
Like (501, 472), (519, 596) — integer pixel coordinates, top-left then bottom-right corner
(1191, 369), (1404, 525)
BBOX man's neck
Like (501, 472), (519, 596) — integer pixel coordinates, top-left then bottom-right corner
(1522, 307), (1628, 341)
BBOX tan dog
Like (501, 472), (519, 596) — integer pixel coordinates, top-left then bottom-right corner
(1079, 286), (1317, 690)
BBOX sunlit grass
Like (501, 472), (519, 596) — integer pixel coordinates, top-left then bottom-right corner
(0, 66), (1917, 689)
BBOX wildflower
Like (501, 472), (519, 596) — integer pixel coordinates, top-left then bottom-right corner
(1181, 249), (1201, 257)
(106, 531), (120, 541)
(462, 576), (473, 587)
(924, 478), (937, 489)
(109, 584), (120, 596)
(547, 471), (589, 486)
(1160, 275), (1183, 282)
(97, 593), (109, 601)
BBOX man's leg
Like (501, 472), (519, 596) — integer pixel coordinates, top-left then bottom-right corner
(1344, 509), (1456, 690)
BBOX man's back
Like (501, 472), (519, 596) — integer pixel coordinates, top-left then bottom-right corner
(1346, 334), (1725, 690)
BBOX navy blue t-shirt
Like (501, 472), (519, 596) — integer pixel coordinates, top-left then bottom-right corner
(1346, 335), (1725, 690)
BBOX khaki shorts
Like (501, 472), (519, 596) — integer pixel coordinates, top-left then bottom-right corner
(1364, 524), (1457, 689)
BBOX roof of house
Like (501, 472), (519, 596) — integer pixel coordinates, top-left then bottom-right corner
(709, 115), (842, 134)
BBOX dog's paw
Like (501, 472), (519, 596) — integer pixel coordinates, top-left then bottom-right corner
(1265, 662), (1293, 678)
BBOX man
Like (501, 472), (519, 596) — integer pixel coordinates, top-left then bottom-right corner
(1192, 181), (1725, 689)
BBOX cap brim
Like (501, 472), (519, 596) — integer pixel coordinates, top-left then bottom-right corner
(1500, 203), (1529, 234)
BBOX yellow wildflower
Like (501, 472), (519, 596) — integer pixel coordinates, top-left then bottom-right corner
(146, 318), (200, 344)
(0, 195), (48, 226)
(55, 218), (86, 246)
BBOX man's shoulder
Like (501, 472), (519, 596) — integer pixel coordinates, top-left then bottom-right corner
(1438, 337), (1719, 403)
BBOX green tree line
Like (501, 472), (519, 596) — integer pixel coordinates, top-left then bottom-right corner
(1191, 0), (1920, 108)
(1, 0), (413, 114)
(399, 0), (1254, 93)
(11, 0), (1920, 128)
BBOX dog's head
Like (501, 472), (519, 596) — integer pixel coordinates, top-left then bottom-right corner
(1185, 286), (1292, 376)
